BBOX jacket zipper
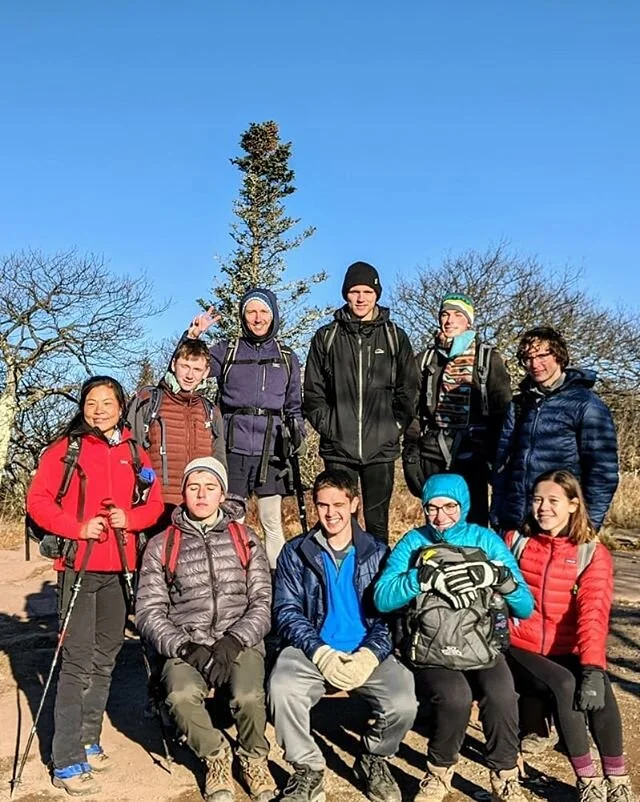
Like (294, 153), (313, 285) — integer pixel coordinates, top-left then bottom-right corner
(262, 365), (267, 392)
(204, 534), (218, 636)
(524, 402), (542, 495)
(539, 542), (553, 653)
(357, 335), (363, 460)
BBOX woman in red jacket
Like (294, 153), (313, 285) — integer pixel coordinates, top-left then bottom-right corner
(506, 469), (634, 802)
(27, 376), (163, 796)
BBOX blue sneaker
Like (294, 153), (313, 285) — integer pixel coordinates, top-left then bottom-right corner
(84, 743), (111, 773)
(52, 762), (99, 796)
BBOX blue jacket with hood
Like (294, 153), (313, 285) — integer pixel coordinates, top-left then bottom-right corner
(374, 473), (534, 619)
(207, 288), (305, 457)
(490, 368), (618, 531)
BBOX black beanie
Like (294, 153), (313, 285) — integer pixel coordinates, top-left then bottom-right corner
(341, 261), (382, 300)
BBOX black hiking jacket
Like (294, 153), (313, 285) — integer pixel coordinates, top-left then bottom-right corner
(304, 305), (417, 464)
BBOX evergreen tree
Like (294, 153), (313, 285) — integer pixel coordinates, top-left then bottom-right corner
(203, 121), (328, 347)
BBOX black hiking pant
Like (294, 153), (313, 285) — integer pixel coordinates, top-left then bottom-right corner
(414, 655), (520, 771)
(324, 460), (394, 544)
(507, 647), (624, 758)
(53, 571), (127, 769)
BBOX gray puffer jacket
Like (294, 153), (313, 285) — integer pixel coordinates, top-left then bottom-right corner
(136, 501), (271, 658)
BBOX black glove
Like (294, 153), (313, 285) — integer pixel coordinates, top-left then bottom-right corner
(418, 557), (477, 610)
(206, 634), (244, 688)
(402, 443), (424, 498)
(444, 561), (518, 595)
(576, 667), (606, 712)
(177, 641), (214, 675)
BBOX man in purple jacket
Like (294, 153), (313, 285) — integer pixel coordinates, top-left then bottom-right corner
(186, 288), (305, 569)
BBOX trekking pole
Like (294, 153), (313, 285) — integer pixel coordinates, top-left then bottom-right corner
(10, 539), (95, 797)
(285, 415), (308, 534)
(106, 505), (173, 772)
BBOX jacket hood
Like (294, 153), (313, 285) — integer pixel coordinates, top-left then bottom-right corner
(420, 473), (471, 541)
(239, 287), (280, 342)
(520, 367), (597, 394)
(334, 304), (390, 326)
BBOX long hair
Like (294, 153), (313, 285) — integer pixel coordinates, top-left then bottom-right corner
(64, 375), (127, 437)
(523, 469), (597, 545)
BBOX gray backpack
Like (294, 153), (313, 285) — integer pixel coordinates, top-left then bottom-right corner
(404, 543), (509, 671)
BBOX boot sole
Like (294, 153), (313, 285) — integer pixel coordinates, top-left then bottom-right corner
(352, 762), (401, 802)
(52, 777), (99, 796)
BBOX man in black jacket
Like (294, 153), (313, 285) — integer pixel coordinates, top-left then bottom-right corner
(402, 293), (511, 525)
(304, 262), (417, 543)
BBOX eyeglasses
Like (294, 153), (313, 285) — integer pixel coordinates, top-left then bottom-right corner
(424, 502), (459, 516)
(520, 351), (553, 366)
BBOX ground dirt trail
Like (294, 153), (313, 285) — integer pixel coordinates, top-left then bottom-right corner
(1, 547), (639, 802)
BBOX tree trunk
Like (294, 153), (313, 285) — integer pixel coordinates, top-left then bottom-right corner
(0, 388), (18, 487)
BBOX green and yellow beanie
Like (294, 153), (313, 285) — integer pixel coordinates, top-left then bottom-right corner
(439, 293), (475, 326)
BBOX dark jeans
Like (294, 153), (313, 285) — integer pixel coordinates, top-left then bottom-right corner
(52, 571), (127, 769)
(163, 647), (269, 760)
(323, 460), (395, 544)
(407, 455), (489, 526)
(414, 655), (519, 771)
(507, 647), (624, 758)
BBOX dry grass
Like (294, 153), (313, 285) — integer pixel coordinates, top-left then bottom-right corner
(0, 515), (24, 550)
(605, 472), (640, 531)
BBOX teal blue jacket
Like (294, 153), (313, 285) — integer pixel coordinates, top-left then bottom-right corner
(374, 474), (534, 619)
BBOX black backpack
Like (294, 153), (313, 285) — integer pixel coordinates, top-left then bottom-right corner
(404, 542), (510, 671)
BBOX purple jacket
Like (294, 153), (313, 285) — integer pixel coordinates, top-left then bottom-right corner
(208, 290), (304, 457)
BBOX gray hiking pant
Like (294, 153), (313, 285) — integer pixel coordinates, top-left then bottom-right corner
(268, 646), (417, 770)
(162, 647), (268, 760)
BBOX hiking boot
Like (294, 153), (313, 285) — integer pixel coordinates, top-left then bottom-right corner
(490, 767), (527, 801)
(353, 753), (401, 802)
(52, 763), (100, 796)
(280, 765), (325, 802)
(84, 744), (111, 772)
(414, 762), (454, 802)
(577, 777), (607, 802)
(606, 775), (637, 802)
(204, 747), (234, 802)
(238, 755), (276, 802)
(520, 729), (559, 755)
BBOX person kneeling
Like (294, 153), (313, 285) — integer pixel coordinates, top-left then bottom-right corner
(269, 468), (417, 802)
(136, 457), (276, 802)
(374, 474), (534, 802)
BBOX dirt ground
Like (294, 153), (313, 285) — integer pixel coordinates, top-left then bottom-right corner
(0, 547), (638, 802)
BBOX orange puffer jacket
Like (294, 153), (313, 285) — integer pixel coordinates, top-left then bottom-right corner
(505, 530), (613, 669)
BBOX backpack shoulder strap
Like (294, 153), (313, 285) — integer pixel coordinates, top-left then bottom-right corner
(55, 435), (82, 504)
(419, 347), (437, 411)
(221, 338), (240, 385)
(383, 321), (399, 385)
(577, 541), (598, 578)
(161, 526), (181, 587)
(322, 321), (339, 358)
(228, 521), (252, 572)
(510, 531), (529, 563)
(476, 343), (492, 417)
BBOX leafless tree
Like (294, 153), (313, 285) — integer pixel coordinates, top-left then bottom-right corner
(0, 250), (165, 499)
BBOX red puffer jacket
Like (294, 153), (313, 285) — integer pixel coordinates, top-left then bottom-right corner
(27, 429), (164, 573)
(505, 531), (613, 669)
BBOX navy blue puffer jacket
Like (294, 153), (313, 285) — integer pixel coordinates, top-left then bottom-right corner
(491, 369), (618, 531)
(273, 522), (393, 662)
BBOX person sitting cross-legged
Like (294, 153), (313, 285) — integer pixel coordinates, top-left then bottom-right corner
(268, 468), (417, 802)
(136, 457), (276, 802)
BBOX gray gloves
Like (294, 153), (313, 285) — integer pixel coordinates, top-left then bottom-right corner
(311, 645), (380, 691)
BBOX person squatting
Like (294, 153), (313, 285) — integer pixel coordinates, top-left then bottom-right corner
(23, 265), (634, 802)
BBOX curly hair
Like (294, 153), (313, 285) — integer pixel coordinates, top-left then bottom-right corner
(517, 326), (569, 370)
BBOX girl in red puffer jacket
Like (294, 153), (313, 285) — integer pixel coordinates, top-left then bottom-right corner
(27, 376), (163, 796)
(505, 469), (635, 802)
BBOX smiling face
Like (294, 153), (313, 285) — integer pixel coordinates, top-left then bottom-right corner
(243, 300), (273, 338)
(439, 309), (470, 338)
(424, 495), (461, 533)
(83, 385), (122, 439)
(315, 485), (359, 544)
(532, 480), (579, 536)
(521, 338), (563, 387)
(171, 355), (210, 392)
(346, 285), (377, 321)
(184, 471), (225, 522)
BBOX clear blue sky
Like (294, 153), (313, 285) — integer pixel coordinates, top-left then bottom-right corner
(1, 1), (638, 341)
